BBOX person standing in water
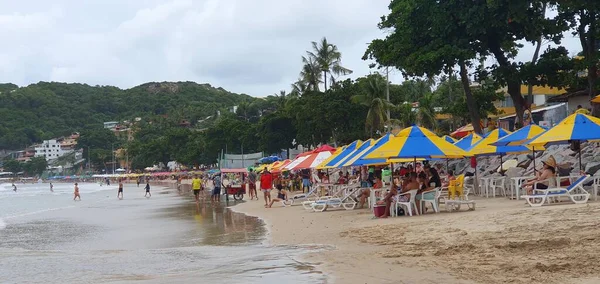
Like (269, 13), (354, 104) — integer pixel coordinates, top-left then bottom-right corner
(144, 182), (151, 197)
(117, 179), (124, 199)
(212, 173), (222, 203)
(50, 182), (54, 192)
(12, 183), (17, 192)
(136, 178), (141, 187)
(191, 175), (202, 203)
(73, 183), (81, 201)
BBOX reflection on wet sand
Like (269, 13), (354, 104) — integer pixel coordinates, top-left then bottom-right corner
(158, 199), (267, 246)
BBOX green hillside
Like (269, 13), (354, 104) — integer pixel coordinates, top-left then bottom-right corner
(0, 81), (253, 150)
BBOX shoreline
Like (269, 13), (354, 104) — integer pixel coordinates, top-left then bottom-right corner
(232, 190), (600, 284)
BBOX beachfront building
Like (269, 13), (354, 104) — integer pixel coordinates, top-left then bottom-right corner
(35, 140), (68, 161)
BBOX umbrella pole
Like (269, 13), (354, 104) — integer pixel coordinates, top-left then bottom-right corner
(446, 158), (449, 174)
(413, 157), (417, 172)
(579, 147), (583, 172)
(500, 155), (503, 172)
(532, 147), (536, 173)
(390, 163), (394, 187)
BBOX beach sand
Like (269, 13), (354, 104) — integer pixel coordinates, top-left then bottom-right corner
(234, 193), (600, 284)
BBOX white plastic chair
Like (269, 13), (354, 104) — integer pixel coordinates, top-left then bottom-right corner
(419, 187), (441, 214)
(393, 189), (419, 217)
(489, 176), (506, 197)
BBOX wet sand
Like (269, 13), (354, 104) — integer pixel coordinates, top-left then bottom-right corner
(234, 192), (600, 284)
(0, 183), (326, 283)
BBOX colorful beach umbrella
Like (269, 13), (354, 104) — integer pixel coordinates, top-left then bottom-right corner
(443, 135), (457, 144)
(528, 113), (600, 170)
(320, 140), (362, 169)
(315, 146), (345, 169)
(467, 128), (529, 156)
(345, 134), (394, 166)
(286, 145), (335, 170)
(454, 133), (483, 151)
(337, 139), (375, 166)
(491, 124), (547, 147)
(271, 159), (292, 173)
(451, 122), (484, 138)
(365, 126), (468, 160)
(528, 113), (600, 147)
(592, 95), (600, 104)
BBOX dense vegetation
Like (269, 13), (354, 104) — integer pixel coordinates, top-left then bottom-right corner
(0, 81), (253, 150)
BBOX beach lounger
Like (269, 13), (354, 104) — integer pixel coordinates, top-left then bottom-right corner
(521, 175), (590, 207)
(289, 186), (319, 205)
(309, 194), (357, 212)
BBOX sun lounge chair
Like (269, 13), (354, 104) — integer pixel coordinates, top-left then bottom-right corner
(304, 184), (359, 212)
(289, 185), (319, 205)
(521, 175), (590, 207)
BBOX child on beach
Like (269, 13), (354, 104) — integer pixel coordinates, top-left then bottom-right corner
(144, 182), (151, 197)
(73, 183), (81, 201)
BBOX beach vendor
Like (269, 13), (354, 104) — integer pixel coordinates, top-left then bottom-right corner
(260, 169), (273, 207)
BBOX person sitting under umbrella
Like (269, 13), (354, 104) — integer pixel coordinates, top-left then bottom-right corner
(523, 156), (557, 195)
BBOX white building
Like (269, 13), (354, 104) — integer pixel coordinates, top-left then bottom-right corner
(35, 140), (67, 161)
(103, 121), (119, 129)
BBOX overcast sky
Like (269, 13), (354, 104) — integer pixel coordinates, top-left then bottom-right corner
(0, 0), (583, 97)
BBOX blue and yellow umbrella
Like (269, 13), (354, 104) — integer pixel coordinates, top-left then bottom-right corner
(491, 124), (547, 147)
(443, 135), (457, 144)
(528, 113), (600, 170)
(318, 140), (362, 169)
(454, 133), (483, 151)
(528, 113), (600, 147)
(315, 146), (344, 169)
(345, 134), (394, 166)
(337, 139), (375, 166)
(365, 126), (468, 160)
(467, 128), (529, 156)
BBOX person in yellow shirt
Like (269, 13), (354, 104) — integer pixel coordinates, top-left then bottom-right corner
(192, 175), (202, 203)
(575, 105), (591, 115)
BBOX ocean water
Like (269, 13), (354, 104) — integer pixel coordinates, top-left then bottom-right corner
(0, 183), (327, 283)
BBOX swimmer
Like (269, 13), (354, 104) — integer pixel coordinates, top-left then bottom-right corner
(50, 182), (54, 192)
(12, 183), (17, 192)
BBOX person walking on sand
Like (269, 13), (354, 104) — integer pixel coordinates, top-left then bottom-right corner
(260, 169), (273, 207)
(192, 175), (202, 203)
(136, 178), (141, 187)
(144, 182), (151, 198)
(50, 182), (54, 192)
(248, 169), (258, 200)
(117, 180), (124, 199)
(73, 183), (81, 201)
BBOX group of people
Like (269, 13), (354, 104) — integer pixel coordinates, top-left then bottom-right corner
(191, 173), (224, 203)
(71, 178), (152, 201)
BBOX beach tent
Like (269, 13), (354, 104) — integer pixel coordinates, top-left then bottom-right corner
(271, 160), (292, 173)
(319, 140), (363, 169)
(454, 133), (483, 151)
(366, 126), (468, 160)
(528, 113), (600, 170)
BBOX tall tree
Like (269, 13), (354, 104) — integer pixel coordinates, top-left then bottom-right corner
(299, 56), (322, 92)
(556, 0), (600, 114)
(307, 37), (353, 91)
(351, 75), (395, 136)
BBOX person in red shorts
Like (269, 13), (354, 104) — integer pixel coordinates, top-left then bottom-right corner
(260, 169), (273, 207)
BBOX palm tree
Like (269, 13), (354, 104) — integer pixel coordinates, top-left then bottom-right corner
(274, 90), (288, 110)
(300, 56), (322, 92)
(291, 80), (308, 97)
(351, 76), (394, 136)
(417, 93), (438, 130)
(397, 103), (417, 128)
(307, 37), (353, 91)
